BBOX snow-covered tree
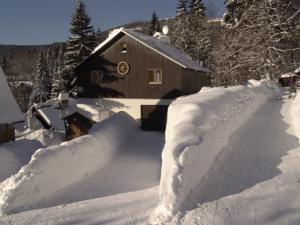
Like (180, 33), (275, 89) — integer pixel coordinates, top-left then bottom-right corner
(214, 0), (300, 86)
(173, 0), (191, 52)
(31, 53), (52, 103)
(63, 0), (96, 93)
(51, 45), (65, 97)
(189, 0), (205, 15)
(149, 11), (161, 35)
(176, 0), (188, 17)
(173, 0), (211, 67)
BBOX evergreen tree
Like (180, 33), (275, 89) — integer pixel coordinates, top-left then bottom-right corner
(95, 27), (104, 44)
(173, 0), (190, 52)
(149, 11), (161, 35)
(32, 53), (52, 103)
(189, 0), (205, 15)
(63, 0), (96, 93)
(176, 0), (188, 17)
(51, 45), (65, 97)
(173, 0), (210, 66)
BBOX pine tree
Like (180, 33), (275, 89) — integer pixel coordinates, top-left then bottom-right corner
(149, 11), (161, 35)
(63, 0), (96, 93)
(173, 0), (190, 52)
(176, 0), (188, 17)
(189, 0), (205, 15)
(32, 53), (52, 103)
(51, 45), (65, 97)
(95, 27), (104, 44)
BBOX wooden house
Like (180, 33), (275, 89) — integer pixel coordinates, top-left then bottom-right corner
(0, 66), (24, 144)
(75, 28), (209, 130)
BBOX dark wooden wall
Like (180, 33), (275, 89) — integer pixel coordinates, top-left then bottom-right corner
(77, 33), (207, 99)
(181, 69), (209, 94)
(0, 124), (15, 144)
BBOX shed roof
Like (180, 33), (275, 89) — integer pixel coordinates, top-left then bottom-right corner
(91, 28), (209, 72)
(0, 66), (24, 124)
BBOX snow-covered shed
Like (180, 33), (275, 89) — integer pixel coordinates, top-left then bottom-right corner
(28, 100), (111, 140)
(278, 72), (297, 87)
(0, 66), (24, 144)
(75, 27), (210, 130)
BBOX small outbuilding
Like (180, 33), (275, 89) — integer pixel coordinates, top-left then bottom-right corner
(63, 112), (96, 140)
(278, 72), (297, 87)
(0, 65), (24, 144)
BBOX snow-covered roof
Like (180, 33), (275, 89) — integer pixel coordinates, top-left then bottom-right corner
(280, 72), (296, 78)
(0, 66), (24, 124)
(92, 28), (209, 72)
(33, 101), (110, 132)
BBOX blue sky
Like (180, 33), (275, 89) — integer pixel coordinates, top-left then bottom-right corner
(0, 0), (225, 45)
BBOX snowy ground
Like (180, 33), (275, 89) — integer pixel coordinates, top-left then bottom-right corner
(2, 89), (300, 225)
(181, 93), (300, 225)
(0, 140), (43, 183)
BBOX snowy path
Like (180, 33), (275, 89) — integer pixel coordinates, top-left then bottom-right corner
(0, 187), (159, 225)
(182, 97), (300, 224)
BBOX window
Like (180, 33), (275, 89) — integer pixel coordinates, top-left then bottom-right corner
(90, 71), (103, 84)
(147, 69), (162, 84)
(121, 43), (127, 53)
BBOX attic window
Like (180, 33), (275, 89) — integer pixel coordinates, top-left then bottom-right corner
(147, 69), (162, 84)
(90, 70), (103, 84)
(121, 43), (127, 53)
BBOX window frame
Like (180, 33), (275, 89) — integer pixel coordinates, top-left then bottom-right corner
(120, 42), (127, 53)
(90, 70), (104, 84)
(146, 69), (162, 84)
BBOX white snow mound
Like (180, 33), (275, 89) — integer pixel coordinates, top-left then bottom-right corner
(0, 112), (138, 215)
(151, 80), (277, 222)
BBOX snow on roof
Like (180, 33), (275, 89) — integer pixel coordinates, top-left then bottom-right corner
(0, 66), (24, 124)
(34, 101), (110, 132)
(36, 106), (65, 132)
(280, 72), (296, 78)
(92, 28), (209, 72)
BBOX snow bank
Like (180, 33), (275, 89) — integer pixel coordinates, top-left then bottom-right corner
(25, 129), (64, 147)
(152, 80), (277, 221)
(292, 92), (300, 138)
(0, 112), (138, 215)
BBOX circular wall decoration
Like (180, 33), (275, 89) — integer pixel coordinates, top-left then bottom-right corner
(117, 61), (130, 75)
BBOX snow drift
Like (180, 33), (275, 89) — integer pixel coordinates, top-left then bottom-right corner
(152, 80), (277, 221)
(0, 112), (138, 215)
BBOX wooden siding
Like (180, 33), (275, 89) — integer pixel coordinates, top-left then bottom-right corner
(76, 34), (207, 99)
(181, 69), (209, 94)
(64, 113), (95, 140)
(0, 124), (15, 144)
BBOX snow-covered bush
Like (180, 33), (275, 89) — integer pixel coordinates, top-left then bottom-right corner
(151, 80), (277, 222)
(0, 112), (138, 215)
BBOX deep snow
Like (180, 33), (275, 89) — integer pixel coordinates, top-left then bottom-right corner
(0, 112), (164, 216)
(2, 84), (300, 225)
(153, 80), (276, 221)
